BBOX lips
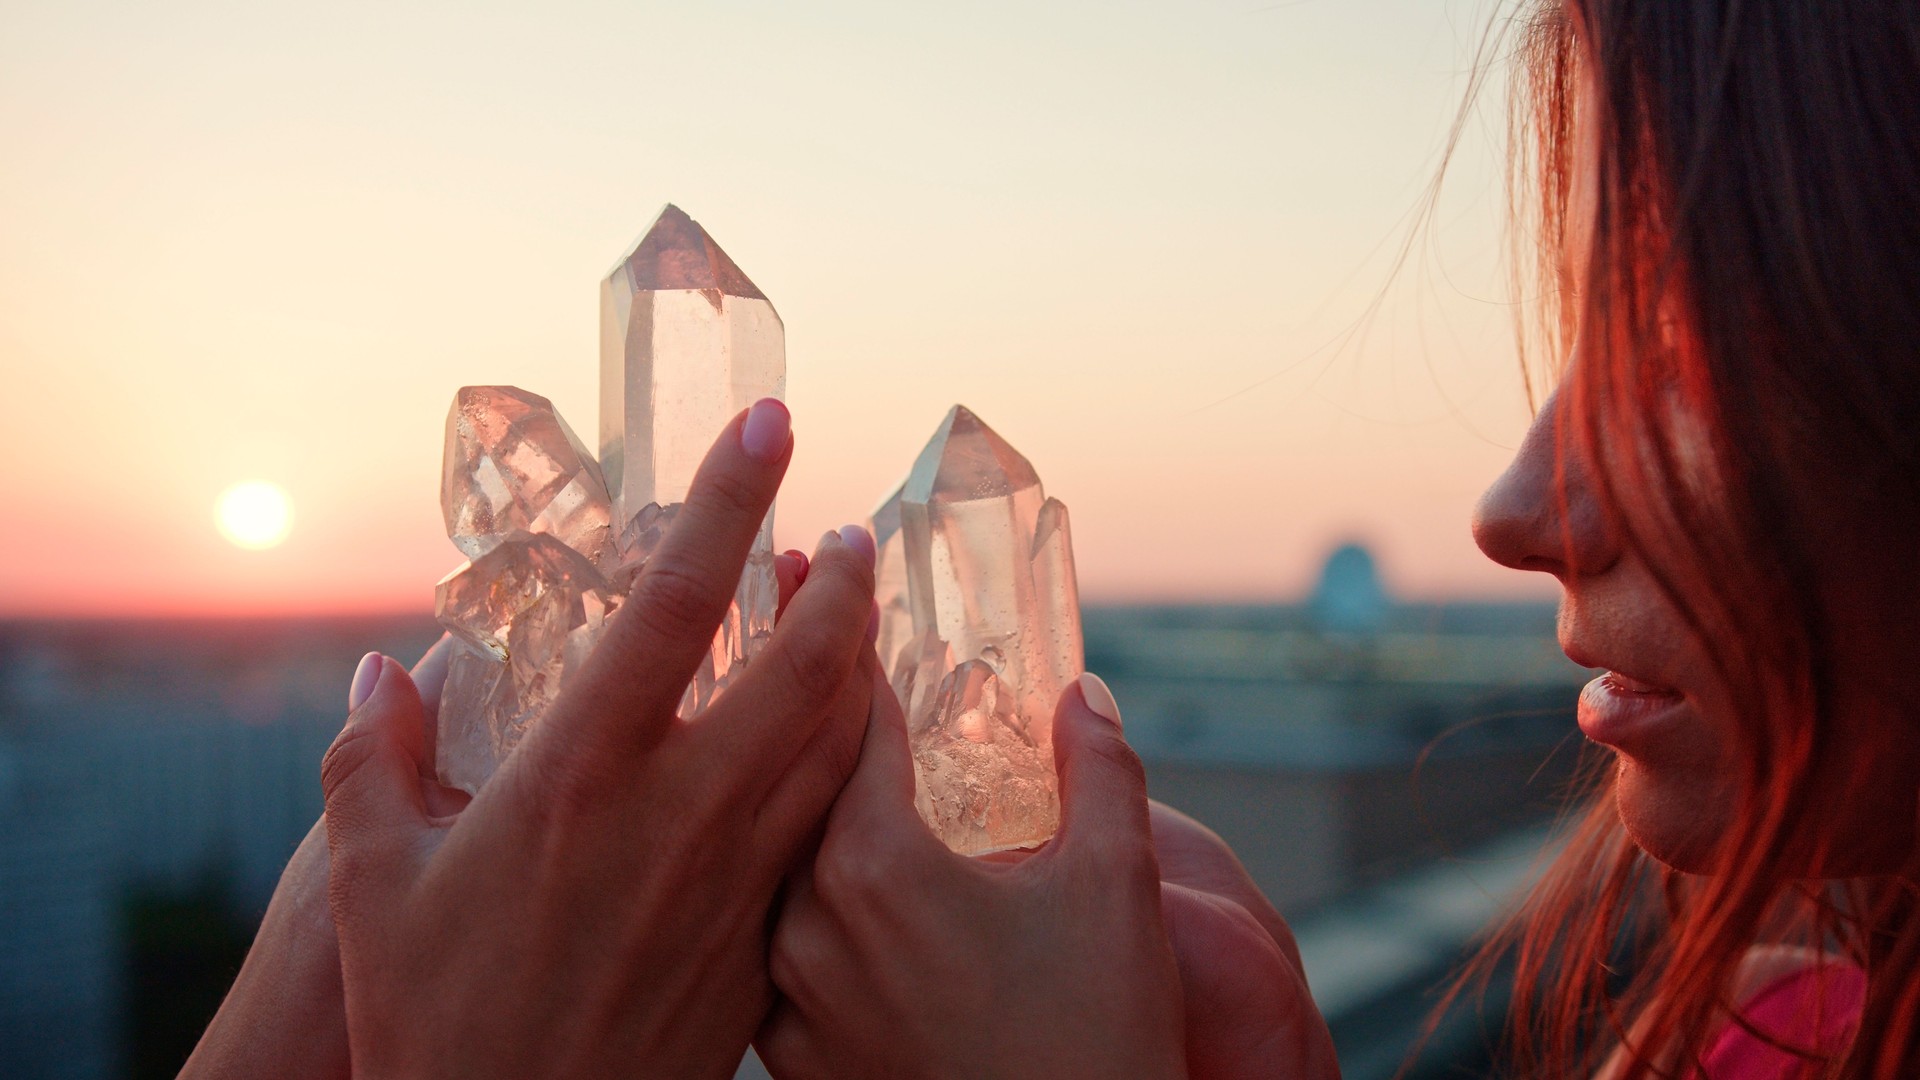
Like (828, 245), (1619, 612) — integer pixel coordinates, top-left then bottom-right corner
(1600, 670), (1677, 695)
(1577, 672), (1687, 751)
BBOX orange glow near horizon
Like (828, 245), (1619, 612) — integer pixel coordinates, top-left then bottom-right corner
(0, 1), (1556, 620)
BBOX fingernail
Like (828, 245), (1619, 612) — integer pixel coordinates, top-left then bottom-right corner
(740, 398), (791, 463)
(866, 601), (880, 645)
(838, 524), (876, 568)
(348, 652), (384, 713)
(783, 548), (810, 582)
(1077, 672), (1122, 730)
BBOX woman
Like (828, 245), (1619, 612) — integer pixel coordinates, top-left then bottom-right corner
(757, 0), (1920, 1077)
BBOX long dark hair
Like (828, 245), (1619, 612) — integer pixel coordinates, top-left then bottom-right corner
(1441, 1), (1920, 1076)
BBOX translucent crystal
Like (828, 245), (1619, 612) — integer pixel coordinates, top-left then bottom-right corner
(442, 386), (613, 566)
(434, 532), (619, 793)
(871, 406), (1084, 854)
(434, 205), (787, 791)
(599, 204), (784, 712)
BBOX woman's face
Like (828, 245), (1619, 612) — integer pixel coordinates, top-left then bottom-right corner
(1473, 389), (1743, 872)
(1473, 74), (1918, 876)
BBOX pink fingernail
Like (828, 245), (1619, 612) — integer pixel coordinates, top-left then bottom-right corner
(1077, 672), (1122, 731)
(348, 652), (384, 713)
(740, 398), (791, 463)
(838, 524), (876, 567)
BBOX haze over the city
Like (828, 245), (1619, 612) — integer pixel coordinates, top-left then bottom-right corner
(0, 0), (1549, 617)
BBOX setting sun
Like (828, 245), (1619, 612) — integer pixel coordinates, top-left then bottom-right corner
(215, 481), (294, 550)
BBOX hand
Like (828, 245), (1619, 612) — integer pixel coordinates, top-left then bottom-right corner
(757, 669), (1188, 1080)
(320, 400), (878, 1080)
(1149, 802), (1339, 1080)
(177, 635), (455, 1080)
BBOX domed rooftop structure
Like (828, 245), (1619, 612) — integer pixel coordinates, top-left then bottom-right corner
(1309, 541), (1391, 634)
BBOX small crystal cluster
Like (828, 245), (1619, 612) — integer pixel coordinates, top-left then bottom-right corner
(434, 206), (783, 794)
(872, 406), (1084, 855)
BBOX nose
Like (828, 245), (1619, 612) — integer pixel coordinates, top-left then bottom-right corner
(1472, 389), (1617, 580)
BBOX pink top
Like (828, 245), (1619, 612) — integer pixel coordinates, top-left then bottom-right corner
(1700, 962), (1867, 1078)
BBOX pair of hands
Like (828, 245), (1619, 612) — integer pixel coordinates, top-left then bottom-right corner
(183, 400), (1337, 1079)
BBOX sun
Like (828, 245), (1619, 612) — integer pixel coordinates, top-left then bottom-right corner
(215, 481), (294, 550)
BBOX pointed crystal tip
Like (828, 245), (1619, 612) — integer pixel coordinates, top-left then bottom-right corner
(610, 203), (767, 300)
(906, 405), (1042, 504)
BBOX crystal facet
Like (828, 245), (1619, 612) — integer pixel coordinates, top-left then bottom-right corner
(442, 386), (613, 566)
(599, 204), (784, 712)
(433, 204), (785, 791)
(872, 406), (1084, 854)
(434, 532), (619, 793)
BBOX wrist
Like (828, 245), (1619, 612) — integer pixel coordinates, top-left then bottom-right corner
(180, 819), (349, 1080)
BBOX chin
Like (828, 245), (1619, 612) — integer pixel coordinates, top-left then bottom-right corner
(1611, 757), (1730, 874)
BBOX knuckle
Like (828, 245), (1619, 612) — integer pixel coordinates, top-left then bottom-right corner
(697, 465), (766, 522)
(630, 558), (719, 641)
(811, 542), (875, 595)
(768, 637), (852, 708)
(1082, 731), (1150, 792)
(319, 725), (383, 802)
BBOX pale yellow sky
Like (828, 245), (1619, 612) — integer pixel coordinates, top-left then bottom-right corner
(0, 0), (1551, 616)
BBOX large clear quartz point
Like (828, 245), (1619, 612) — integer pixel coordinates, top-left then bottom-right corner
(433, 204), (787, 790)
(871, 406), (1085, 854)
(599, 204), (784, 713)
(434, 532), (619, 793)
(442, 386), (613, 566)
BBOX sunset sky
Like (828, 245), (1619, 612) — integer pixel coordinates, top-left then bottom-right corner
(0, 0), (1551, 618)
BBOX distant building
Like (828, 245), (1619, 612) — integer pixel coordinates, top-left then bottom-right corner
(1310, 542), (1391, 634)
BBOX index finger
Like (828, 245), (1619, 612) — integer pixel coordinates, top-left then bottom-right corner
(538, 398), (794, 761)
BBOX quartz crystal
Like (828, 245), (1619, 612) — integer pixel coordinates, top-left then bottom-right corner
(434, 532), (619, 793)
(432, 205), (784, 792)
(872, 406), (1084, 854)
(600, 204), (784, 715)
(442, 386), (613, 566)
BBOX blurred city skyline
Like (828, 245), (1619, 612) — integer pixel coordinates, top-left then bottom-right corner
(0, 0), (1549, 617)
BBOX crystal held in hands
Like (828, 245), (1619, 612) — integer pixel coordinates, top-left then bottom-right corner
(600, 203), (785, 715)
(434, 533), (619, 793)
(443, 386), (613, 566)
(431, 205), (786, 793)
(873, 406), (1084, 855)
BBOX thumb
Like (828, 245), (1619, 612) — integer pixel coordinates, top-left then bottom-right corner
(1053, 672), (1155, 867)
(321, 653), (430, 910)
